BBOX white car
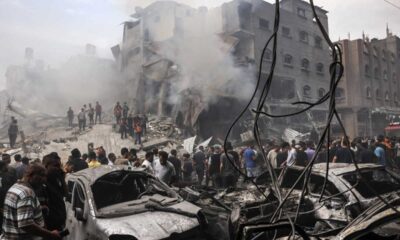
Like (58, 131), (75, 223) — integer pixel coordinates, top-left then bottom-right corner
(65, 166), (208, 240)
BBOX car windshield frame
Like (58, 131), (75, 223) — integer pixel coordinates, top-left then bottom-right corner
(91, 170), (177, 210)
(341, 168), (400, 199)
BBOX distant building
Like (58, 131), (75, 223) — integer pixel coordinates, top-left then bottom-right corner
(114, 0), (331, 138)
(336, 27), (400, 138)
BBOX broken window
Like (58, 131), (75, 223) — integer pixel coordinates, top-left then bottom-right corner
(385, 91), (390, 101)
(316, 63), (324, 73)
(91, 171), (176, 210)
(336, 87), (345, 99)
(301, 58), (309, 71)
(282, 26), (291, 37)
(383, 70), (388, 81)
(259, 18), (270, 30)
(299, 31), (309, 43)
(283, 54), (293, 65)
(382, 49), (387, 61)
(366, 87), (372, 98)
(374, 67), (380, 79)
(342, 169), (400, 199)
(373, 46), (378, 57)
(314, 36), (323, 48)
(365, 64), (370, 77)
(376, 89), (381, 99)
(303, 85), (311, 97)
(297, 8), (306, 18)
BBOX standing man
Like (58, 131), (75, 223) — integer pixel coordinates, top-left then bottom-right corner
(8, 118), (19, 148)
(120, 118), (128, 139)
(193, 146), (206, 185)
(95, 102), (102, 124)
(122, 102), (129, 119)
(88, 104), (95, 126)
(141, 151), (155, 174)
(67, 107), (74, 127)
(168, 149), (181, 183)
(220, 150), (237, 188)
(134, 122), (142, 145)
(42, 153), (67, 232)
(243, 146), (257, 178)
(332, 138), (353, 164)
(127, 114), (134, 137)
(209, 145), (222, 187)
(2, 164), (61, 239)
(375, 135), (387, 166)
(77, 108), (86, 131)
(154, 151), (176, 185)
(114, 102), (122, 124)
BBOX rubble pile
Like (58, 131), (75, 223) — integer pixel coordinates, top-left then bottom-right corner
(147, 116), (184, 141)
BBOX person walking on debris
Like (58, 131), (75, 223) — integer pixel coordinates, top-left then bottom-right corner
(168, 149), (181, 184)
(77, 108), (86, 131)
(2, 164), (62, 239)
(67, 107), (74, 127)
(243, 145), (258, 178)
(114, 102), (122, 124)
(209, 145), (222, 187)
(95, 101), (102, 124)
(134, 122), (142, 145)
(122, 102), (129, 119)
(8, 118), (19, 148)
(193, 146), (206, 185)
(154, 151), (176, 185)
(120, 118), (128, 139)
(88, 104), (95, 126)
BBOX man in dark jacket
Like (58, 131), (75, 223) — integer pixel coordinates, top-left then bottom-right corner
(8, 118), (19, 148)
(66, 149), (88, 172)
(41, 153), (67, 231)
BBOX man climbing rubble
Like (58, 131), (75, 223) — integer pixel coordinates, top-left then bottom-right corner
(8, 118), (19, 148)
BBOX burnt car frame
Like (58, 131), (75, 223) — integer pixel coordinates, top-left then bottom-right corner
(65, 166), (208, 240)
(232, 163), (400, 238)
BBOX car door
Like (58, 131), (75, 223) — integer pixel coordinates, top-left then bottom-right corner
(66, 181), (88, 240)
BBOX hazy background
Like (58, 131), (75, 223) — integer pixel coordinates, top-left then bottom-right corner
(0, 0), (399, 89)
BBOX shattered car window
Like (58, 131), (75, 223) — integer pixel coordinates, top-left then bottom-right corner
(309, 174), (341, 197)
(91, 171), (176, 209)
(342, 169), (400, 199)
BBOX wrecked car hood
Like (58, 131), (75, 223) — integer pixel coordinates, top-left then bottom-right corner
(96, 201), (201, 240)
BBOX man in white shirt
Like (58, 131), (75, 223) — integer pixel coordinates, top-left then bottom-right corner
(153, 151), (175, 185)
(141, 151), (155, 175)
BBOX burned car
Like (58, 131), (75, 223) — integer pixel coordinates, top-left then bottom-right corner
(232, 163), (400, 238)
(65, 166), (208, 240)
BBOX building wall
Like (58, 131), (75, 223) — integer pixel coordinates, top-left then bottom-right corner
(337, 32), (400, 138)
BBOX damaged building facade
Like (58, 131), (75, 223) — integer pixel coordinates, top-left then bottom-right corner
(336, 29), (400, 138)
(113, 0), (331, 139)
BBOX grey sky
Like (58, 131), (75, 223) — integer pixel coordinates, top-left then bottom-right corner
(0, 0), (399, 88)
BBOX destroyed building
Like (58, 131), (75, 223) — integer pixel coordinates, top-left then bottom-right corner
(336, 28), (400, 138)
(113, 0), (331, 139)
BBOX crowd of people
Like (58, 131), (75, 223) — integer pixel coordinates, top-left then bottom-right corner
(113, 102), (147, 144)
(67, 102), (103, 131)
